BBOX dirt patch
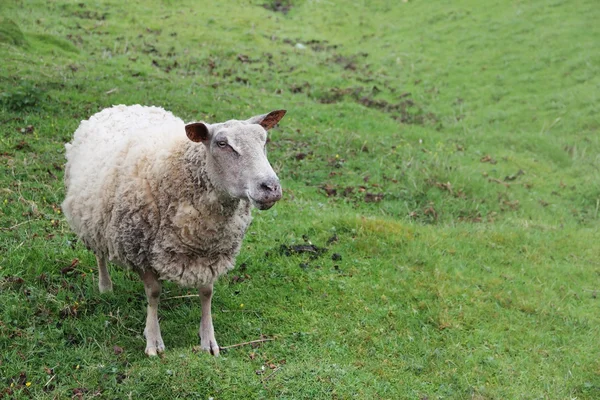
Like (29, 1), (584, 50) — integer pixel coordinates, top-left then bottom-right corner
(263, 0), (293, 14)
(328, 52), (367, 68)
(318, 183), (385, 205)
(289, 82), (311, 93)
(279, 244), (328, 259)
(316, 87), (362, 104)
(14, 140), (32, 151)
(409, 202), (439, 223)
(72, 10), (107, 20)
(314, 86), (435, 125)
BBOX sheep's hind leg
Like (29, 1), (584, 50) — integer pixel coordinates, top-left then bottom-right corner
(140, 269), (165, 356)
(199, 283), (219, 356)
(96, 254), (113, 293)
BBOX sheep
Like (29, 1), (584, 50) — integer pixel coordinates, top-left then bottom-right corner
(62, 104), (286, 356)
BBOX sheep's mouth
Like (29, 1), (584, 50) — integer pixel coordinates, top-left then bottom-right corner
(250, 198), (277, 210)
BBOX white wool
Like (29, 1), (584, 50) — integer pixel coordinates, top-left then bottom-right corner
(65, 105), (183, 204)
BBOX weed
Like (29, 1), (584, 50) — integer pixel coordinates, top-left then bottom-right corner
(0, 81), (44, 111)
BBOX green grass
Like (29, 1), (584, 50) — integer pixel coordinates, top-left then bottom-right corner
(1, 0), (599, 398)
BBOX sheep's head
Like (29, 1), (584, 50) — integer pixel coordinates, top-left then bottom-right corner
(185, 110), (286, 210)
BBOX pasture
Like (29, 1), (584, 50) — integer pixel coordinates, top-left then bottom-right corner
(1, 0), (599, 398)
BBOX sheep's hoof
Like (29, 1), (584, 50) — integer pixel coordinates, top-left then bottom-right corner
(98, 282), (113, 293)
(145, 343), (165, 357)
(201, 341), (220, 357)
(144, 328), (165, 356)
(145, 339), (165, 356)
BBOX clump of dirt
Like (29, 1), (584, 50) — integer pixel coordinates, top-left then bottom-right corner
(263, 0), (293, 14)
(409, 202), (439, 223)
(316, 87), (362, 104)
(14, 140), (32, 151)
(279, 244), (328, 259)
(72, 10), (107, 20)
(275, 236), (346, 272)
(318, 183), (385, 204)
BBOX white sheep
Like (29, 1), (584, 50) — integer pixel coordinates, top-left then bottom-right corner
(62, 104), (286, 356)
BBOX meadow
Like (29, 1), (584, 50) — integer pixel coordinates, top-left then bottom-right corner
(1, 0), (599, 398)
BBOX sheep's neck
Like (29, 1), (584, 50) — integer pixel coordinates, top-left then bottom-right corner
(182, 143), (241, 216)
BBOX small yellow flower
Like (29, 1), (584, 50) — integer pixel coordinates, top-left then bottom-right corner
(240, 303), (244, 308)
(26, 382), (31, 387)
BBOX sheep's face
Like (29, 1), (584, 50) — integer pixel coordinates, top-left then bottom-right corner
(185, 110), (286, 210)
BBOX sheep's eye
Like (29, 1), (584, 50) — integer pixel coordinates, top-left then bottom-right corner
(216, 140), (227, 148)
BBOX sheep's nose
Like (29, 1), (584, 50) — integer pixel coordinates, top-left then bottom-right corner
(259, 178), (282, 203)
(261, 181), (280, 193)
(252, 178), (282, 210)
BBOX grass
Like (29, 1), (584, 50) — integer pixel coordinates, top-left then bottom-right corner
(1, 0), (599, 398)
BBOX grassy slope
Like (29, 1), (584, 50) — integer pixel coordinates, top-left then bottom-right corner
(1, 0), (599, 398)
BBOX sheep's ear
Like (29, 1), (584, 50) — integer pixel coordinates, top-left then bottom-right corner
(246, 110), (287, 130)
(185, 122), (211, 143)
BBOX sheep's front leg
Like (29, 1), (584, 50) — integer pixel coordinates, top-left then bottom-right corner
(140, 269), (165, 356)
(199, 283), (219, 356)
(96, 254), (113, 293)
